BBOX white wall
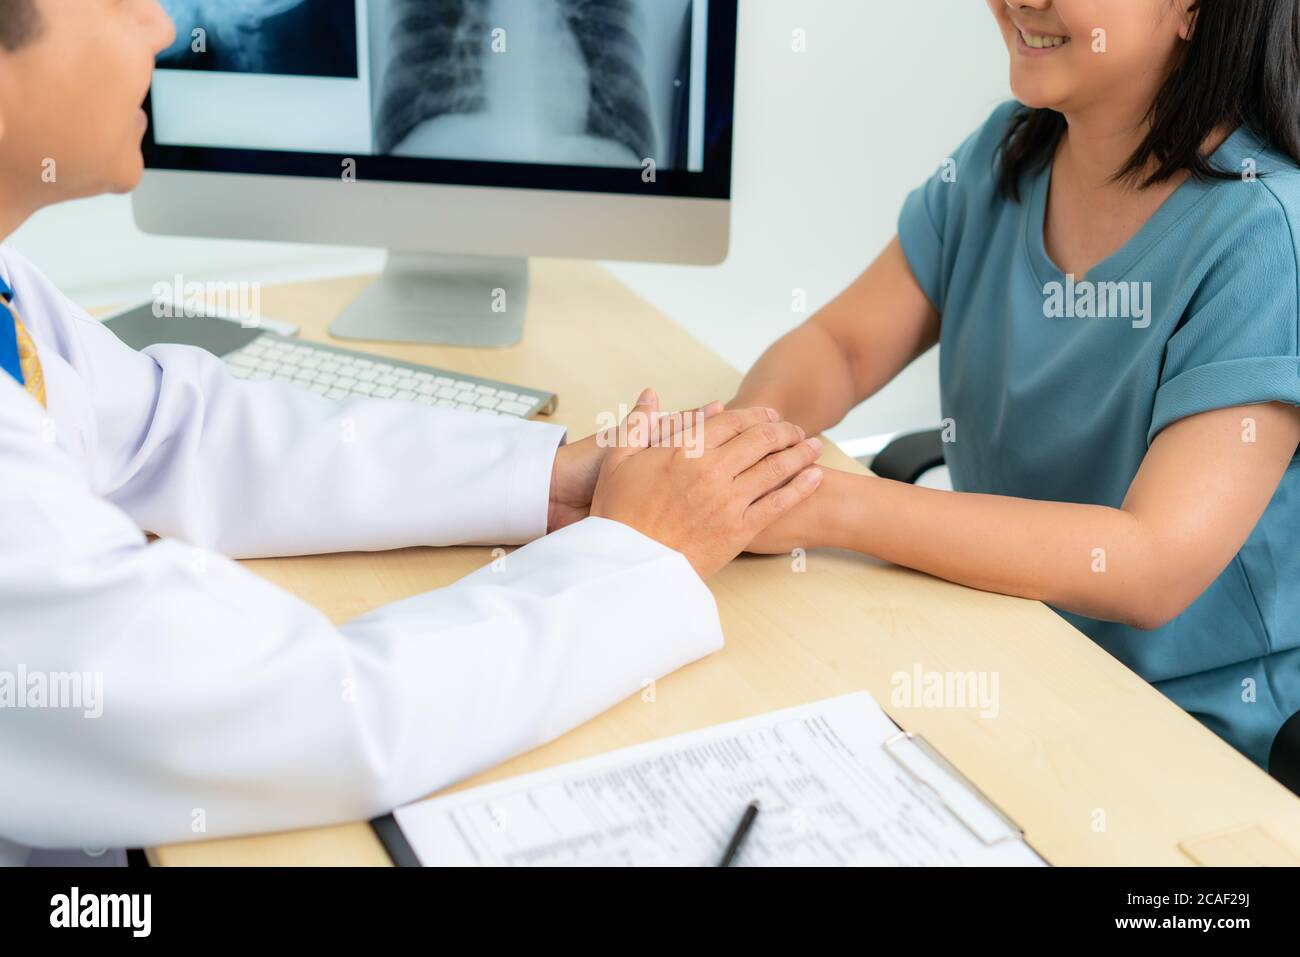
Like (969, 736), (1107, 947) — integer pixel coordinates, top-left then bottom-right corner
(6, 0), (1009, 449)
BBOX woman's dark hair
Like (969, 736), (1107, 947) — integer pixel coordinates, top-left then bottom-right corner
(0, 0), (41, 51)
(998, 0), (1300, 200)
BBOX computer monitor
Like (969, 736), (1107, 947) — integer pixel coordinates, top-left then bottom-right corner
(134, 0), (737, 346)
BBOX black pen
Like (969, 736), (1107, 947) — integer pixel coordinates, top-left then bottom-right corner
(717, 800), (761, 867)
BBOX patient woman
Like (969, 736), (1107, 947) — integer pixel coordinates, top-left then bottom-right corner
(732, 0), (1300, 774)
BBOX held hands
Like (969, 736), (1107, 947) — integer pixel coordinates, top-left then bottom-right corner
(589, 389), (824, 579)
(548, 397), (727, 533)
(743, 487), (828, 555)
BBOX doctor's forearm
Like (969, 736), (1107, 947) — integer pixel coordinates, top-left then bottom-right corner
(809, 471), (1175, 630)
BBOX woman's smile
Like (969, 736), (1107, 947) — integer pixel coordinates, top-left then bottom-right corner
(1015, 25), (1072, 55)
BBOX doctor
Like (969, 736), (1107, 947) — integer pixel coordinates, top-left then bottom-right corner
(0, 0), (826, 864)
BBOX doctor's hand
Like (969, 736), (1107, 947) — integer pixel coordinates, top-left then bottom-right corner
(548, 394), (725, 533)
(590, 390), (824, 579)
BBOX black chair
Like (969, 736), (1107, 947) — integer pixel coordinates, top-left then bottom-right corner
(869, 428), (946, 484)
(1270, 711), (1300, 797)
(872, 430), (1300, 800)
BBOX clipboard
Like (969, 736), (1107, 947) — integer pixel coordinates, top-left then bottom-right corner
(371, 692), (1046, 866)
(881, 730), (1030, 848)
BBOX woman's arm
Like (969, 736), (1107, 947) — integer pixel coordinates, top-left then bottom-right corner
(753, 402), (1300, 630)
(730, 237), (941, 435)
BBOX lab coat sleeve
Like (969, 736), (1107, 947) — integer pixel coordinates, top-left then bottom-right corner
(0, 389), (723, 850)
(61, 298), (566, 557)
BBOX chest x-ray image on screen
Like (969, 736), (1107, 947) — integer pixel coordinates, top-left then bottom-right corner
(371, 0), (691, 170)
(155, 0), (695, 170)
(139, 0), (734, 346)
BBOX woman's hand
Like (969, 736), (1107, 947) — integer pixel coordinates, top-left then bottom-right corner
(548, 393), (724, 532)
(548, 434), (610, 533)
(590, 391), (824, 579)
(742, 455), (841, 555)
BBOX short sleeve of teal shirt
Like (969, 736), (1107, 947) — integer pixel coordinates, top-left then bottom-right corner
(1149, 195), (1300, 443)
(892, 100), (1300, 770)
(898, 101), (1022, 315)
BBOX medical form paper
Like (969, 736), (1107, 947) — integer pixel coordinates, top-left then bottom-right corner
(387, 692), (1047, 866)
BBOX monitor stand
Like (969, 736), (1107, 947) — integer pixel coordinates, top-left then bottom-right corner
(329, 253), (529, 347)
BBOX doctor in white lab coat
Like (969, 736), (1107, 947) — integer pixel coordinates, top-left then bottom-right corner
(0, 0), (826, 864)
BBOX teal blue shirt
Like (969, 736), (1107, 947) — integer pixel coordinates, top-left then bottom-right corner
(898, 101), (1300, 769)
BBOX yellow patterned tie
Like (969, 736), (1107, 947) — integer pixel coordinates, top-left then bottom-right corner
(2, 294), (46, 408)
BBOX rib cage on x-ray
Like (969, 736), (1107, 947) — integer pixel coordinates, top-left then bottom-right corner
(376, 0), (659, 164)
(376, 0), (491, 156)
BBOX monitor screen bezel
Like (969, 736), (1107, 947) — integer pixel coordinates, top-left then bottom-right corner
(142, 0), (737, 201)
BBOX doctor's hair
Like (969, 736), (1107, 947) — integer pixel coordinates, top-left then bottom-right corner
(0, 0), (40, 51)
(998, 0), (1300, 201)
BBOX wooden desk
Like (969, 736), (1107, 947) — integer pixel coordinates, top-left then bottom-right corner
(149, 261), (1300, 866)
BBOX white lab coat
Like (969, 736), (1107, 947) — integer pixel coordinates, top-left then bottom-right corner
(0, 248), (723, 865)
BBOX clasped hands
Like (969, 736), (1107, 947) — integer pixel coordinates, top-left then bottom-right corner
(548, 388), (826, 579)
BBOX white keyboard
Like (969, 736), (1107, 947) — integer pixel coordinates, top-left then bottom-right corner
(223, 333), (555, 419)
